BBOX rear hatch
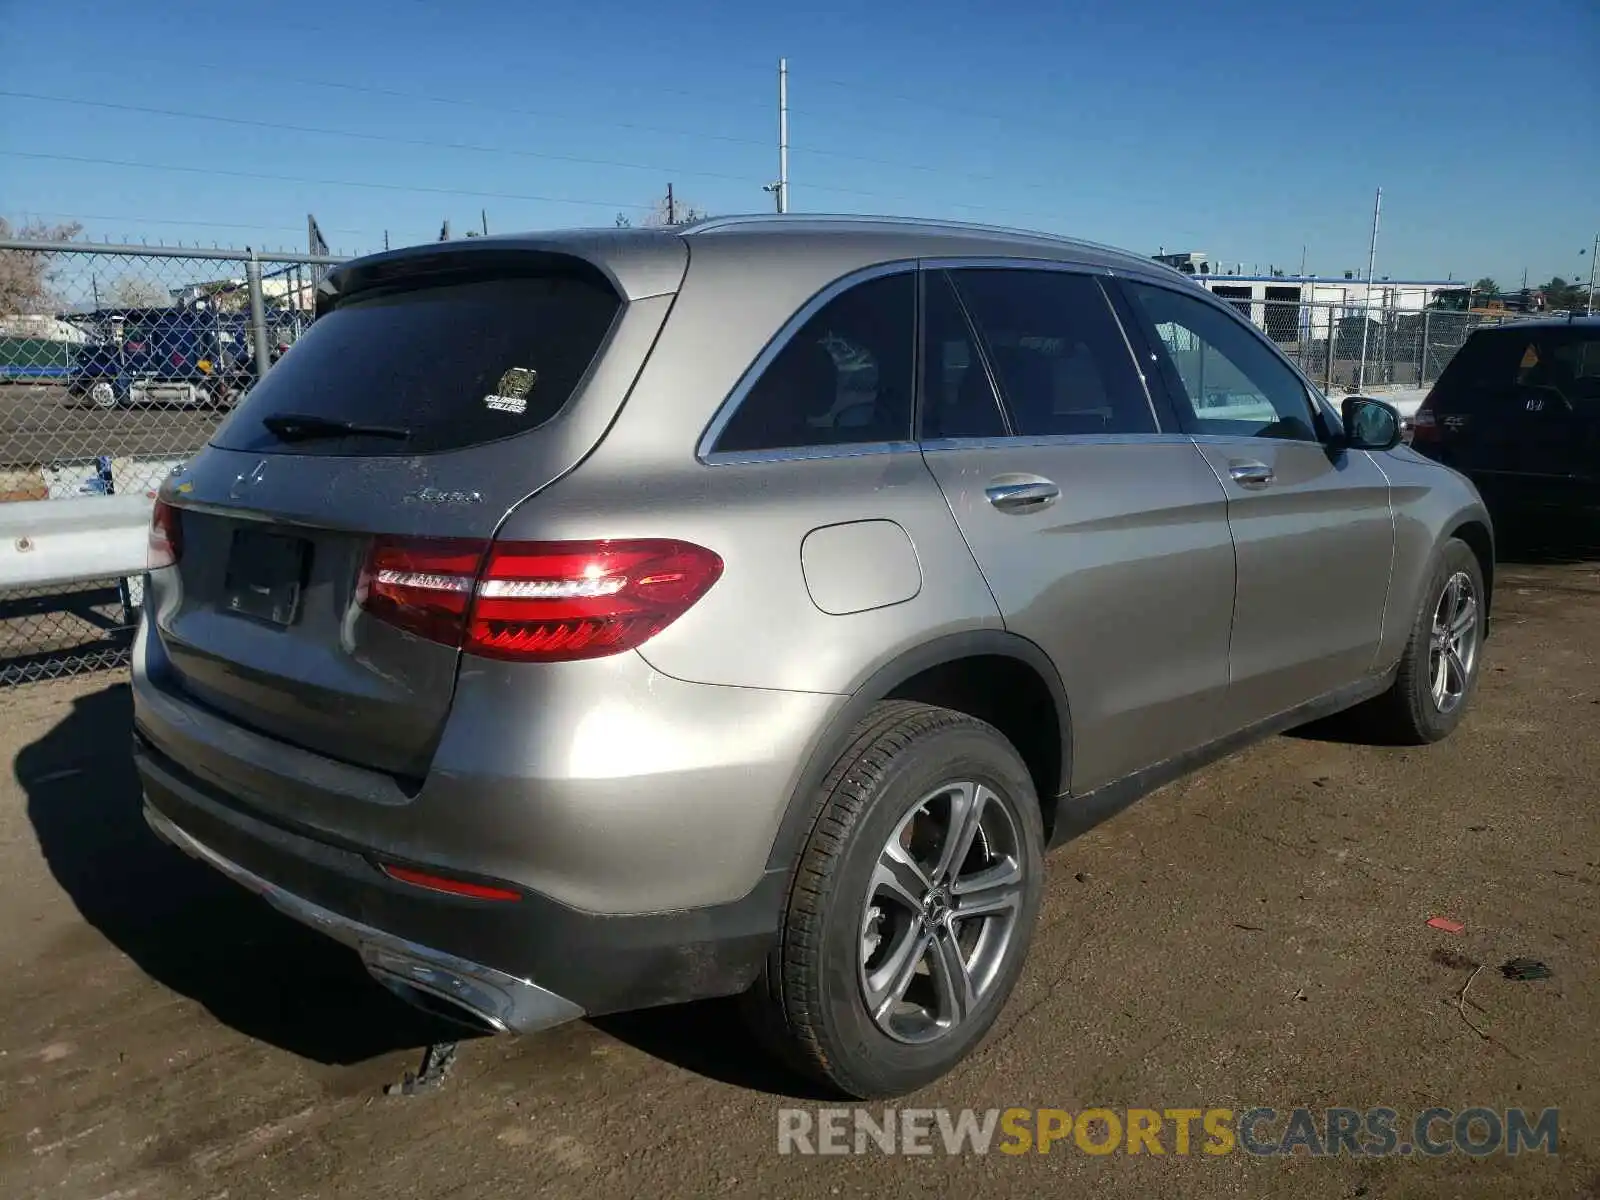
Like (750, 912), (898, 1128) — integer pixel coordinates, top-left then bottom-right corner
(1423, 325), (1600, 478)
(147, 237), (685, 778)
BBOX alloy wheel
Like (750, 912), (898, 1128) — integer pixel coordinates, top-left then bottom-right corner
(858, 780), (1025, 1044)
(1429, 570), (1479, 714)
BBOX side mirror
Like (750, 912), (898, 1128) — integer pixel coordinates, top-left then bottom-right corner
(1341, 396), (1402, 451)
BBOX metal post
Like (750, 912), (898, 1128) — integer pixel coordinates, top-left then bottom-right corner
(1587, 233), (1597, 315)
(246, 253), (272, 383)
(777, 57), (789, 214)
(666, 182), (676, 226)
(1420, 306), (1431, 385)
(1356, 187), (1381, 394)
(1323, 303), (1335, 392)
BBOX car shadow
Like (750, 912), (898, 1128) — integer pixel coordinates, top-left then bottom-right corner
(16, 680), (833, 1094)
(591, 999), (838, 1100)
(1491, 511), (1600, 565)
(15, 681), (458, 1065)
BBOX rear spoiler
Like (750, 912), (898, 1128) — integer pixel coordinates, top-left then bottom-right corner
(316, 231), (687, 316)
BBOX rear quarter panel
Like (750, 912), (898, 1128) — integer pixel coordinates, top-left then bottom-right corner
(491, 239), (1006, 694)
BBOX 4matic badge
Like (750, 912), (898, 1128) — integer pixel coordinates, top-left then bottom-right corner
(484, 366), (538, 414)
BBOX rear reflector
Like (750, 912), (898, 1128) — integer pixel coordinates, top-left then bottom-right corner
(148, 499), (182, 570)
(379, 862), (522, 901)
(358, 537), (723, 662)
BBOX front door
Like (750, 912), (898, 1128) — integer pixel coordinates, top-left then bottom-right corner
(917, 265), (1236, 793)
(1118, 278), (1395, 728)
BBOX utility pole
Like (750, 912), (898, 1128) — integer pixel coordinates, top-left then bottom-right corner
(777, 57), (789, 213)
(1356, 186), (1381, 394)
(666, 182), (676, 226)
(481, 209), (489, 236)
(1586, 233), (1597, 315)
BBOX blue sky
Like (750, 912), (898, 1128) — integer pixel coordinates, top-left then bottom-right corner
(1, 0), (1595, 285)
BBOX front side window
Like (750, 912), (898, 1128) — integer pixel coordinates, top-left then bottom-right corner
(1125, 281), (1319, 441)
(948, 269), (1156, 437)
(712, 271), (915, 454)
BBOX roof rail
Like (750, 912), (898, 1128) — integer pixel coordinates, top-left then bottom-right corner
(678, 213), (1132, 258)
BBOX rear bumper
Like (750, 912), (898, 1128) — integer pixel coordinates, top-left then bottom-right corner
(143, 800), (583, 1034)
(135, 728), (785, 1019)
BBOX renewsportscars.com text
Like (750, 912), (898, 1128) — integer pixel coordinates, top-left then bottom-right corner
(777, 1106), (1559, 1157)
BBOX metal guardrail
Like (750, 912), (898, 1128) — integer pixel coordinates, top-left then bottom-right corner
(0, 237), (347, 682)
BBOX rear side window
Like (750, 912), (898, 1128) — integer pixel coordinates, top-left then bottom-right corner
(214, 273), (621, 456)
(1436, 329), (1600, 412)
(712, 271), (915, 454)
(947, 269), (1155, 437)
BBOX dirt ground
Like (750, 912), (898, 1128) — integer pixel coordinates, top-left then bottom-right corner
(2, 532), (1598, 1199)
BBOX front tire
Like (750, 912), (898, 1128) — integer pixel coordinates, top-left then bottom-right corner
(746, 701), (1045, 1098)
(1367, 537), (1486, 743)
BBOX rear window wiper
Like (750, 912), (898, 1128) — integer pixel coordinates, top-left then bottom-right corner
(261, 413), (412, 442)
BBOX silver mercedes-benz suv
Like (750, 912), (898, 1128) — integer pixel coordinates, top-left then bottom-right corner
(133, 215), (1493, 1098)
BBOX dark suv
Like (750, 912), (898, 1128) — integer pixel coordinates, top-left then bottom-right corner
(1411, 316), (1600, 514)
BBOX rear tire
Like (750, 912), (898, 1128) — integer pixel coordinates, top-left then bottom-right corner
(744, 701), (1045, 1099)
(1363, 537), (1486, 743)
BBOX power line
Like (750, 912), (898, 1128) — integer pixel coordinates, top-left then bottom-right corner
(0, 151), (657, 214)
(185, 60), (773, 134)
(0, 90), (771, 191)
(7, 209), (370, 237)
(54, 65), (1081, 196)
(0, 145), (1086, 228)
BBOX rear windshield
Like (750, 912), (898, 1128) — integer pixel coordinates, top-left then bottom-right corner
(213, 273), (621, 455)
(1436, 327), (1600, 411)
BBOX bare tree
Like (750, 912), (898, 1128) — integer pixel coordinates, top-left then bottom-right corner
(642, 194), (709, 228)
(0, 217), (82, 315)
(108, 275), (172, 308)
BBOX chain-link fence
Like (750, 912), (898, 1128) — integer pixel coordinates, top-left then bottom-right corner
(0, 237), (1549, 684)
(0, 238), (345, 683)
(1222, 297), (1517, 393)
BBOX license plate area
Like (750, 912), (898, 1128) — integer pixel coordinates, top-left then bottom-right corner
(223, 528), (309, 626)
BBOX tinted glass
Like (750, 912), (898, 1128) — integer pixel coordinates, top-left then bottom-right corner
(714, 272), (915, 454)
(949, 269), (1155, 437)
(214, 273), (621, 456)
(920, 271), (1007, 440)
(1126, 281), (1318, 441)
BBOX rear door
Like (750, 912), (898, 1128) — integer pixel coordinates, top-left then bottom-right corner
(916, 264), (1236, 793)
(149, 244), (683, 777)
(1117, 278), (1394, 727)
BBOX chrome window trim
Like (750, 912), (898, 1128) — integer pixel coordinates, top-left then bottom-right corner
(700, 440), (922, 467)
(921, 432), (1195, 452)
(696, 260), (918, 465)
(1188, 432), (1328, 450)
(918, 255), (1115, 276)
(1110, 273), (1330, 442)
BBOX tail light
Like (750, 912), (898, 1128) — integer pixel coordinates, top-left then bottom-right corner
(148, 499), (183, 569)
(359, 537), (723, 662)
(1410, 393), (1441, 444)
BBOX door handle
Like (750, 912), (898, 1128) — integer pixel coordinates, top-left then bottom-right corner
(1228, 461), (1275, 488)
(985, 477), (1060, 512)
